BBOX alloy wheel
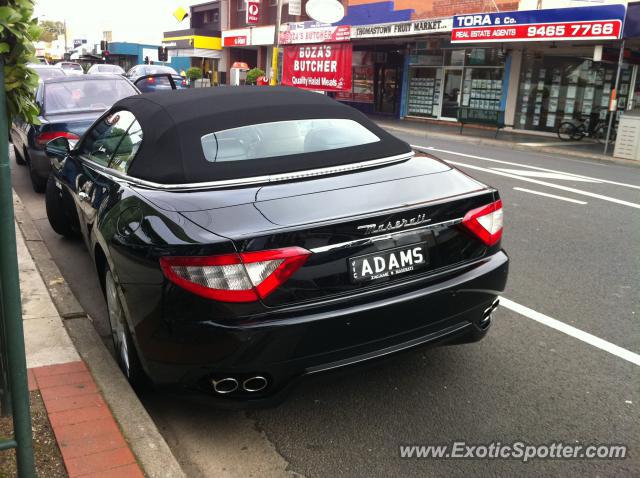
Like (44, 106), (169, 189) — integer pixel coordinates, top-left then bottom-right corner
(105, 270), (131, 378)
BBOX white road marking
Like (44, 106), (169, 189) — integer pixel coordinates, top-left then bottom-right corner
(513, 187), (588, 205)
(446, 159), (640, 210)
(413, 145), (640, 191)
(496, 169), (601, 183)
(500, 297), (640, 367)
(517, 141), (571, 147)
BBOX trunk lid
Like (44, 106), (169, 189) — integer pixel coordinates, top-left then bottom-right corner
(41, 111), (102, 138)
(135, 154), (496, 307)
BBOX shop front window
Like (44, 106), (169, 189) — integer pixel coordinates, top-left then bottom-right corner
(633, 70), (640, 111)
(515, 54), (633, 133)
(406, 46), (504, 119)
(461, 68), (503, 112)
(407, 68), (441, 118)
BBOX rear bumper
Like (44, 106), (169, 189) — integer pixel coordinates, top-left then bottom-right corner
(134, 250), (508, 403)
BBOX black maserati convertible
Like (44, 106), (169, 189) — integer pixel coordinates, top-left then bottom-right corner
(44, 87), (508, 404)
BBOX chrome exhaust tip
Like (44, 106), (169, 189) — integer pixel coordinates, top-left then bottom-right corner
(242, 376), (268, 393)
(480, 299), (500, 329)
(212, 377), (239, 394)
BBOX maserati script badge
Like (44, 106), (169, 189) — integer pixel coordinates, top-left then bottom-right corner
(357, 213), (431, 235)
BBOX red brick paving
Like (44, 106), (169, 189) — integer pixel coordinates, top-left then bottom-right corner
(30, 361), (144, 477)
(27, 369), (37, 392)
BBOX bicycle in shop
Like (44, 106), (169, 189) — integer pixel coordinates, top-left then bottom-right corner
(557, 110), (617, 143)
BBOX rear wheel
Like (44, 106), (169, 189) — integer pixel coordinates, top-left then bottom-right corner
(45, 175), (78, 238)
(14, 145), (26, 165)
(557, 122), (576, 141)
(104, 267), (146, 389)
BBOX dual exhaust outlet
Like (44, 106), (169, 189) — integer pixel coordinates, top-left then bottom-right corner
(211, 375), (268, 394)
(480, 299), (500, 329)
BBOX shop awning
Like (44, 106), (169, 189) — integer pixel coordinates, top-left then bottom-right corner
(171, 48), (222, 59)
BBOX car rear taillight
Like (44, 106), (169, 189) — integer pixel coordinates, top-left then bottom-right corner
(461, 199), (503, 246)
(36, 131), (80, 146)
(159, 247), (310, 302)
(147, 76), (155, 83)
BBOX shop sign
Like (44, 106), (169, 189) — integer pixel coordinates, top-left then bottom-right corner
(246, 0), (260, 25)
(279, 23), (351, 44)
(224, 35), (248, 47)
(282, 43), (352, 92)
(452, 4), (625, 43)
(352, 18), (452, 39)
(289, 0), (301, 16)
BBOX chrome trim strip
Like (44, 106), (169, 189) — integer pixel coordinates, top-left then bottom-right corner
(79, 151), (414, 192)
(309, 218), (464, 254)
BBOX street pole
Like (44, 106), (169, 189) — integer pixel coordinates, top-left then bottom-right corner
(0, 58), (36, 477)
(63, 19), (67, 54)
(604, 39), (625, 155)
(270, 0), (283, 85)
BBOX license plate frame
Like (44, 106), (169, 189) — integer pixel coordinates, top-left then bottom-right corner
(349, 242), (429, 284)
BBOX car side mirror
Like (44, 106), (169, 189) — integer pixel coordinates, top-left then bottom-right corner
(45, 137), (73, 171)
(45, 136), (71, 158)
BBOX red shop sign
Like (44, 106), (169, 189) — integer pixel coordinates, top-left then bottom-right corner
(281, 43), (352, 92)
(223, 36), (248, 47)
(246, 0), (260, 25)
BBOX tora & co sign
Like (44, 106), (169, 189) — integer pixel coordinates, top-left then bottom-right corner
(452, 4), (625, 43)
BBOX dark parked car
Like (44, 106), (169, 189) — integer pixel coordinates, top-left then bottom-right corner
(11, 74), (138, 191)
(125, 64), (187, 91)
(44, 87), (508, 405)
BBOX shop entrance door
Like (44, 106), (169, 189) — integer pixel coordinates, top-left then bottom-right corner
(375, 65), (401, 115)
(441, 68), (463, 119)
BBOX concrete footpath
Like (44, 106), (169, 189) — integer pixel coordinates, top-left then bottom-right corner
(372, 116), (639, 166)
(13, 192), (184, 478)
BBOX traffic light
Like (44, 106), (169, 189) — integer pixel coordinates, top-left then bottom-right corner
(100, 40), (108, 51)
(158, 46), (168, 62)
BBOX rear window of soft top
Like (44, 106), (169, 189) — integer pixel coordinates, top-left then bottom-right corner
(200, 118), (380, 163)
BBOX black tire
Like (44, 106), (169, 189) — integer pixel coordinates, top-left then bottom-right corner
(14, 145), (26, 165)
(104, 267), (147, 390)
(45, 174), (78, 238)
(26, 150), (46, 193)
(557, 122), (576, 141)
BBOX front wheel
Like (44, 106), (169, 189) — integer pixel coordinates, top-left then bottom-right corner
(594, 124), (616, 144)
(557, 122), (577, 141)
(104, 267), (147, 390)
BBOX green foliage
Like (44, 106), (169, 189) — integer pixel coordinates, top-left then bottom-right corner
(1, 0), (42, 125)
(246, 68), (265, 85)
(186, 66), (202, 80)
(38, 19), (64, 42)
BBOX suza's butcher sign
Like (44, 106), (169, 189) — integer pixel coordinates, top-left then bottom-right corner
(282, 43), (352, 92)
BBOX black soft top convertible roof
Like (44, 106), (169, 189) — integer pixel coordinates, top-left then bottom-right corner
(116, 86), (411, 184)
